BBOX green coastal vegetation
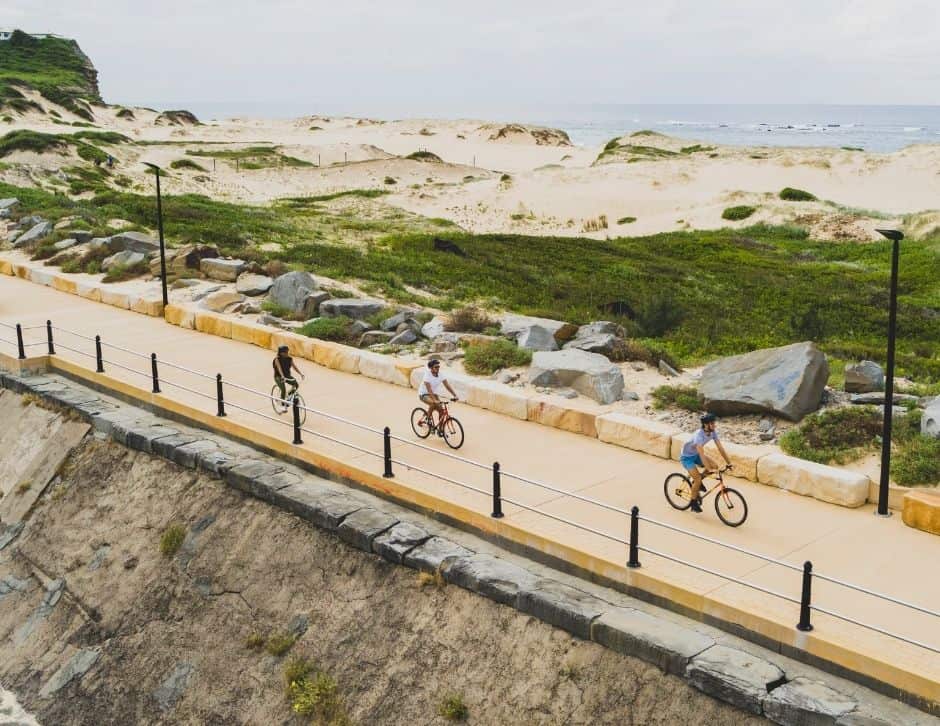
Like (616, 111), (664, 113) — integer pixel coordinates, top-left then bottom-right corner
(721, 205), (756, 221)
(0, 31), (100, 119)
(5, 175), (940, 380)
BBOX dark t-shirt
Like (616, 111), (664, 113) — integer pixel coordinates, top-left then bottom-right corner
(273, 355), (294, 378)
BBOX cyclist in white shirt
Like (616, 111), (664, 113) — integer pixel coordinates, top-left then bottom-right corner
(420, 359), (458, 434)
(680, 413), (732, 512)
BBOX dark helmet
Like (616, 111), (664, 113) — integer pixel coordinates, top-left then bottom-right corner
(700, 413), (717, 425)
(277, 345), (289, 354)
(428, 358), (441, 368)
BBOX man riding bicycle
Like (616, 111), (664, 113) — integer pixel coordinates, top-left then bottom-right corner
(273, 344), (305, 411)
(680, 413), (732, 512)
(420, 359), (458, 435)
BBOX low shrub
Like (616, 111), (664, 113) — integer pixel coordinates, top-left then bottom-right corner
(616, 216), (637, 224)
(102, 260), (149, 283)
(445, 305), (496, 333)
(892, 435), (940, 487)
(284, 658), (348, 724)
(651, 384), (703, 412)
(779, 187), (817, 202)
(384, 176), (397, 185)
(608, 339), (680, 370)
(722, 205), (756, 221)
(439, 694), (469, 722)
(265, 632), (297, 656)
(463, 339), (531, 375)
(299, 316), (354, 342)
(407, 150), (442, 162)
(582, 215), (608, 232)
(159, 523), (186, 557)
(261, 299), (294, 319)
(779, 406), (882, 464)
(30, 241), (59, 260)
(170, 158), (207, 171)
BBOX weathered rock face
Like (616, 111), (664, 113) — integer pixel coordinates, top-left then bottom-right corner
(12, 220), (52, 248)
(390, 329), (417, 346)
(576, 321), (625, 338)
(699, 342), (829, 421)
(71, 230), (93, 244)
(359, 330), (395, 347)
(529, 349), (625, 404)
(53, 238), (78, 251)
(101, 250), (146, 271)
(320, 298), (387, 321)
(844, 360), (884, 393)
(923, 397), (940, 438)
(501, 314), (578, 344)
(421, 317), (446, 339)
(109, 231), (160, 254)
(301, 291), (331, 319)
(268, 271), (318, 313)
(234, 273), (273, 297)
(517, 325), (559, 351)
(199, 257), (247, 283)
(0, 198), (19, 218)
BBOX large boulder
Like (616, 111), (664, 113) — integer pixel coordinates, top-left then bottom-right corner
(576, 321), (625, 338)
(529, 349), (625, 404)
(235, 273), (274, 296)
(563, 333), (619, 357)
(12, 220), (52, 248)
(320, 298), (388, 321)
(844, 360), (884, 393)
(923, 397), (940, 438)
(517, 324), (559, 351)
(268, 271), (318, 313)
(102, 250), (146, 271)
(109, 231), (160, 254)
(202, 290), (245, 313)
(154, 244), (219, 277)
(200, 257), (247, 282)
(421, 317), (446, 339)
(699, 342), (829, 421)
(501, 314), (578, 344)
(301, 291), (331, 319)
(0, 198), (19, 218)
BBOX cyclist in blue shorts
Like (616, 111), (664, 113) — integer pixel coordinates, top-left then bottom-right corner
(680, 413), (732, 512)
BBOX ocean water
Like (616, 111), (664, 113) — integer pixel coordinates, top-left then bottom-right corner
(162, 101), (940, 153)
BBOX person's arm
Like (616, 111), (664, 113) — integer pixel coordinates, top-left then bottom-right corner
(423, 380), (436, 399)
(715, 440), (732, 467)
(444, 381), (458, 399)
(293, 361), (306, 380)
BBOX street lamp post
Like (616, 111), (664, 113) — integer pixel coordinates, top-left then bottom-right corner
(875, 228), (904, 517)
(143, 162), (168, 306)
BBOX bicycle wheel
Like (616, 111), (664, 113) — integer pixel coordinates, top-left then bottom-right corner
(442, 416), (465, 449)
(664, 473), (693, 510)
(292, 393), (307, 427)
(411, 407), (432, 439)
(715, 487), (748, 527)
(271, 384), (288, 415)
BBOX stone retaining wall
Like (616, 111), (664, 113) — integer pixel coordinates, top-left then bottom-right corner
(1, 368), (930, 723)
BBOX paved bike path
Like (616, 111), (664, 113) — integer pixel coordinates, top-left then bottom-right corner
(3, 275), (938, 697)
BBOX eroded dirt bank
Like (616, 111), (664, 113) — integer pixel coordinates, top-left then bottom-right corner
(0, 431), (765, 725)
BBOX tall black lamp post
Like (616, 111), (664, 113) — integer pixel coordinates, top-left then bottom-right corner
(143, 162), (168, 306)
(874, 228), (904, 516)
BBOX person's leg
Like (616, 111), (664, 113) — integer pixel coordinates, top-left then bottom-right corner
(286, 376), (299, 396)
(275, 376), (286, 400)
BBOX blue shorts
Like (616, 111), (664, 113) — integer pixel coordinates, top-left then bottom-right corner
(680, 453), (704, 470)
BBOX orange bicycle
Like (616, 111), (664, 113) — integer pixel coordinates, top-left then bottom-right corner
(410, 399), (464, 449)
(664, 466), (748, 527)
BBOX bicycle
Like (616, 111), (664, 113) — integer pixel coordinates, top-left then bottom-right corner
(271, 382), (307, 426)
(663, 465), (748, 527)
(410, 398), (464, 449)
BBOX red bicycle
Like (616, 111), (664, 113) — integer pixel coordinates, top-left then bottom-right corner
(410, 399), (464, 449)
(663, 466), (748, 527)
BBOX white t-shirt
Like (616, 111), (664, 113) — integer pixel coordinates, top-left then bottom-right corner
(420, 369), (448, 398)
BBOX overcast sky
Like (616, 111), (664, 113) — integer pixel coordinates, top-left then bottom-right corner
(6, 1), (940, 109)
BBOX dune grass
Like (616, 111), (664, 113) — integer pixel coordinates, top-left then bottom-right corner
(722, 205), (757, 221)
(780, 187), (817, 202)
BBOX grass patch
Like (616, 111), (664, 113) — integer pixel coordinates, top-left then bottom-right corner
(245, 632), (265, 650)
(722, 205), (757, 221)
(583, 214), (608, 232)
(892, 433), (940, 487)
(102, 260), (149, 283)
(779, 406), (882, 464)
(384, 176), (397, 185)
(159, 523), (186, 557)
(186, 145), (311, 169)
(0, 129), (68, 156)
(115, 107), (135, 119)
(266, 632), (297, 656)
(463, 339), (532, 375)
(841, 146), (864, 152)
(681, 144), (716, 154)
(71, 130), (130, 144)
(170, 158), (207, 171)
(651, 384), (703, 412)
(285, 658), (349, 725)
(299, 316), (356, 343)
(438, 694), (469, 721)
(15, 480), (31, 495)
(780, 187), (817, 202)
(597, 143), (679, 163)
(617, 216), (637, 225)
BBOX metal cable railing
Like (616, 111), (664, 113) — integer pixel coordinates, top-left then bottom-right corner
(5, 316), (939, 658)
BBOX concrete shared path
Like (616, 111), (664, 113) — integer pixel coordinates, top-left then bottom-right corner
(2, 275), (938, 705)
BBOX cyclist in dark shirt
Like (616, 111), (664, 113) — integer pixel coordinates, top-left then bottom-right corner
(273, 345), (305, 410)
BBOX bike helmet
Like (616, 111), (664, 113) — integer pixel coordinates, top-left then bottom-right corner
(700, 413), (717, 425)
(428, 359), (441, 368)
(277, 345), (289, 354)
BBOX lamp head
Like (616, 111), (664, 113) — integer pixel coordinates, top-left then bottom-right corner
(875, 228), (904, 242)
(142, 162), (162, 174)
